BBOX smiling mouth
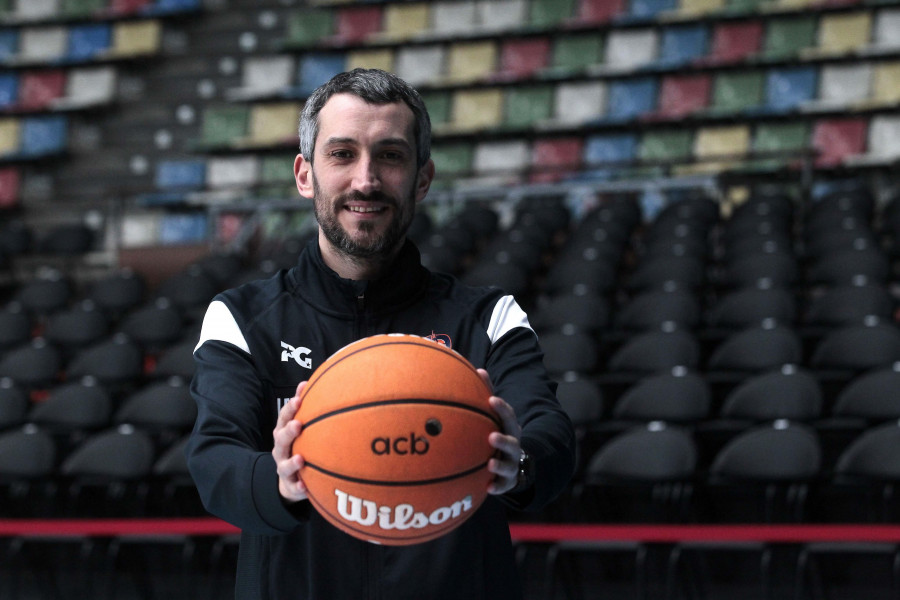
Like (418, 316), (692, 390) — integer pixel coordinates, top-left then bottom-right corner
(346, 205), (387, 214)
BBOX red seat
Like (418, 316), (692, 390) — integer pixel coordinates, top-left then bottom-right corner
(704, 20), (763, 65)
(335, 5), (382, 44)
(495, 37), (551, 81)
(811, 118), (869, 167)
(652, 73), (711, 120)
(18, 70), (66, 111)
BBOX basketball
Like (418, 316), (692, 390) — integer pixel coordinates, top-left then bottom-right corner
(292, 333), (500, 546)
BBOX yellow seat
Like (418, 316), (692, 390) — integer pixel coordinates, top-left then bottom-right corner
(444, 41), (497, 84)
(445, 89), (503, 133)
(110, 20), (161, 57)
(248, 103), (301, 147)
(346, 49), (395, 72)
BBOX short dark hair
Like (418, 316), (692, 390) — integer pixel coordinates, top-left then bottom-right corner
(298, 68), (432, 169)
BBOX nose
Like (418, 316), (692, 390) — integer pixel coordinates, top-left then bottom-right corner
(350, 154), (380, 195)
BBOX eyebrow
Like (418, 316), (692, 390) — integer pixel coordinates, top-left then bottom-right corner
(322, 136), (413, 151)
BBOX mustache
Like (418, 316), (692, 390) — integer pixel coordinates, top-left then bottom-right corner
(337, 190), (397, 206)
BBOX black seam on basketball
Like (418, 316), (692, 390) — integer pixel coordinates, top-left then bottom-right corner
(304, 460), (489, 486)
(302, 398), (501, 429)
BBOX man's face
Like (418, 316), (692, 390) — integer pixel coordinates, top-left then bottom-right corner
(299, 94), (432, 261)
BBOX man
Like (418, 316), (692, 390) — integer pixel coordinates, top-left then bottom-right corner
(187, 68), (575, 600)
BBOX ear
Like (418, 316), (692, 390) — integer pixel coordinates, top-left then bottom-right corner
(414, 159), (435, 203)
(294, 153), (314, 199)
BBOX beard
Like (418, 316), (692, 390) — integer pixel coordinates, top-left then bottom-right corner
(312, 177), (416, 261)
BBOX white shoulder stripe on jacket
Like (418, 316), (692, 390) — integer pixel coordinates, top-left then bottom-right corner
(486, 295), (533, 344)
(194, 300), (251, 354)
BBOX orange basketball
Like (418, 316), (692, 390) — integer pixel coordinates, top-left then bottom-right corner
(292, 333), (499, 546)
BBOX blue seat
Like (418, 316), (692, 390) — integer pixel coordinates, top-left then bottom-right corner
(66, 24), (111, 62)
(0, 74), (18, 109)
(296, 53), (346, 97)
(583, 133), (638, 175)
(604, 77), (658, 122)
(657, 24), (708, 67)
(144, 0), (202, 15)
(627, 0), (677, 20)
(19, 116), (68, 158)
(155, 160), (206, 190)
(0, 30), (18, 62)
(763, 66), (817, 114)
(159, 214), (209, 244)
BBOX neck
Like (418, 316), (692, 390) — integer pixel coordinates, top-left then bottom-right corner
(318, 236), (404, 281)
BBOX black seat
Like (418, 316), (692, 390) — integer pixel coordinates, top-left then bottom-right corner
(0, 306), (31, 355)
(531, 291), (609, 336)
(155, 266), (221, 319)
(539, 331), (600, 378)
(28, 377), (112, 452)
(113, 377), (197, 446)
(43, 300), (109, 358)
(670, 422), (821, 600)
(806, 248), (889, 288)
(612, 367), (711, 425)
(802, 284), (894, 330)
(811, 321), (900, 376)
(118, 299), (185, 354)
(613, 289), (701, 333)
(0, 339), (62, 390)
(0, 425), (57, 517)
(12, 270), (73, 319)
(606, 330), (702, 377)
(85, 270), (147, 319)
(547, 423), (697, 600)
(707, 324), (803, 380)
(152, 337), (198, 380)
(59, 425), (156, 517)
(798, 422), (900, 599)
(66, 334), (144, 389)
(705, 287), (797, 332)
(0, 378), (28, 432)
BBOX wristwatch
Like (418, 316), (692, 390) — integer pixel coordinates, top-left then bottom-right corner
(514, 449), (535, 493)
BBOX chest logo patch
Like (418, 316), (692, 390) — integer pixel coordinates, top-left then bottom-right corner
(281, 341), (312, 369)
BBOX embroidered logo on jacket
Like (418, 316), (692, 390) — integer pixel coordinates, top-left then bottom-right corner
(425, 331), (452, 348)
(281, 341), (312, 369)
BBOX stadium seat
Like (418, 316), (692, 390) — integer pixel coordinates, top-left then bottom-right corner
(0, 378), (28, 433)
(334, 5), (380, 44)
(761, 15), (817, 60)
(657, 23), (709, 67)
(60, 425), (156, 517)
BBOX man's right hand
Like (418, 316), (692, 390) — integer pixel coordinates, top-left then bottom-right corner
(273, 382), (308, 503)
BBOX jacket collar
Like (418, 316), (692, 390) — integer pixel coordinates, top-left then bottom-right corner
(289, 237), (429, 318)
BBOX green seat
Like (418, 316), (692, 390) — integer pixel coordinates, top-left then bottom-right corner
(61, 0), (105, 18)
(260, 156), (293, 185)
(750, 121), (810, 170)
(503, 85), (553, 129)
(548, 33), (604, 76)
(421, 91), (452, 127)
(431, 143), (474, 176)
(639, 129), (694, 164)
(530, 0), (576, 28)
(724, 0), (773, 13)
(710, 70), (764, 114)
(199, 105), (249, 148)
(285, 8), (334, 47)
(763, 16), (817, 60)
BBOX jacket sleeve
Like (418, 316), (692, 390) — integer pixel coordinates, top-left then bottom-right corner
(186, 300), (308, 535)
(483, 294), (577, 512)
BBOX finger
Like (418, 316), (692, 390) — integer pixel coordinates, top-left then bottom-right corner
(487, 455), (518, 495)
(476, 368), (493, 392)
(489, 395), (521, 439)
(272, 418), (302, 462)
(275, 383), (306, 430)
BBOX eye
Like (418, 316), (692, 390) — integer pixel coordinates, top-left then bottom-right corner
(330, 149), (353, 159)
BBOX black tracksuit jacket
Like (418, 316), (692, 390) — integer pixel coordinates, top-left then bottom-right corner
(186, 238), (576, 600)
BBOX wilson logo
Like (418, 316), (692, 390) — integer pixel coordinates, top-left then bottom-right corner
(334, 489), (473, 530)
